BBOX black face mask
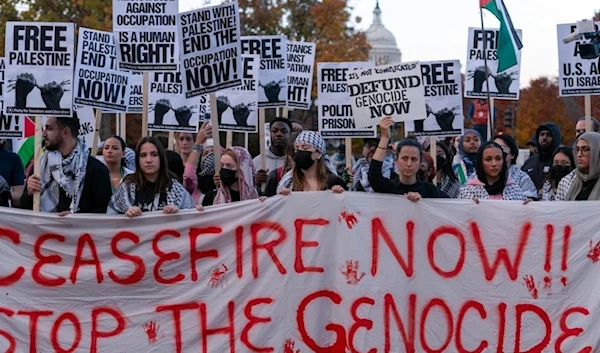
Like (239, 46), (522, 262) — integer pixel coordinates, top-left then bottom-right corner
(220, 168), (238, 186)
(199, 175), (215, 194)
(550, 165), (571, 180)
(294, 151), (315, 170)
(436, 155), (446, 171)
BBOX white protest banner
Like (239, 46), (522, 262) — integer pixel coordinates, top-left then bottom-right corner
(318, 62), (376, 138)
(286, 41), (315, 110)
(241, 36), (287, 108)
(178, 2), (242, 98)
(4, 22), (74, 116)
(557, 22), (600, 96)
(465, 27), (523, 100)
(1, 193), (600, 351)
(216, 54), (259, 132)
(126, 71), (143, 113)
(148, 71), (199, 132)
(0, 102), (23, 138)
(74, 28), (131, 112)
(264, 121), (271, 150)
(113, 0), (178, 71)
(405, 60), (464, 137)
(74, 105), (97, 148)
(0, 57), (5, 101)
(348, 61), (427, 129)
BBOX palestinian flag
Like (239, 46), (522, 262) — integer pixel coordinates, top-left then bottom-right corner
(14, 116), (37, 167)
(480, 0), (523, 72)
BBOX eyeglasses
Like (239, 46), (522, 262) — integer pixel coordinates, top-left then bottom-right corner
(576, 146), (591, 155)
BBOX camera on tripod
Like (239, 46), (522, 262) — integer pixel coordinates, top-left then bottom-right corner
(563, 19), (600, 59)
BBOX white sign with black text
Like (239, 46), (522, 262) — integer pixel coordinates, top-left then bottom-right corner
(126, 71), (143, 113)
(4, 22), (75, 116)
(557, 22), (600, 96)
(215, 54), (259, 132)
(178, 1), (242, 97)
(465, 27), (522, 100)
(113, 0), (178, 71)
(317, 62), (376, 138)
(348, 61), (427, 129)
(286, 41), (315, 110)
(241, 36), (287, 108)
(0, 102), (23, 138)
(74, 105), (97, 149)
(405, 60), (464, 137)
(74, 28), (131, 112)
(0, 57), (5, 101)
(148, 71), (200, 132)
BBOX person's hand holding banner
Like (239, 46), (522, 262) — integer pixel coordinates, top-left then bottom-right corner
(379, 116), (394, 140)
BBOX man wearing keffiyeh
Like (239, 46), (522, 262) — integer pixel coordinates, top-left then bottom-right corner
(20, 114), (112, 215)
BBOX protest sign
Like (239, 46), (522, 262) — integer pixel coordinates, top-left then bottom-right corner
(148, 71), (199, 132)
(465, 27), (523, 100)
(126, 71), (143, 113)
(74, 105), (97, 148)
(557, 22), (600, 96)
(178, 2), (242, 98)
(264, 122), (271, 150)
(1, 193), (600, 351)
(74, 28), (131, 112)
(113, 0), (178, 71)
(4, 22), (74, 116)
(215, 54), (259, 132)
(241, 36), (287, 108)
(199, 94), (210, 121)
(0, 57), (5, 101)
(405, 60), (464, 137)
(0, 102), (23, 138)
(348, 61), (427, 129)
(286, 41), (315, 110)
(318, 62), (377, 138)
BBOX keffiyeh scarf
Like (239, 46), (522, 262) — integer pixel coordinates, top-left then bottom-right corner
(40, 137), (89, 213)
(107, 179), (195, 214)
(214, 147), (259, 204)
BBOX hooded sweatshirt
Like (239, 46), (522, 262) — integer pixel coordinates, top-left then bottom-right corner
(521, 123), (562, 190)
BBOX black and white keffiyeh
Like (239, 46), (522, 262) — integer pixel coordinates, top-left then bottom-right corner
(107, 179), (195, 214)
(39, 137), (89, 213)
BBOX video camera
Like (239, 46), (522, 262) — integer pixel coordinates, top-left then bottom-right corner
(563, 19), (600, 59)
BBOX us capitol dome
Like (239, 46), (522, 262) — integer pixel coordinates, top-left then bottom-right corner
(365, 0), (402, 65)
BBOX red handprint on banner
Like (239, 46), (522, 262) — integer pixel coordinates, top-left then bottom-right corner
(338, 209), (359, 229)
(587, 239), (600, 263)
(284, 339), (300, 353)
(143, 321), (160, 344)
(523, 274), (538, 299)
(208, 264), (229, 288)
(339, 260), (365, 285)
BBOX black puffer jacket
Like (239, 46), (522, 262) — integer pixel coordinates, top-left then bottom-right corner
(521, 123), (562, 190)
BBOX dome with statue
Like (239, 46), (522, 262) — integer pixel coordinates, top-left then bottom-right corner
(365, 1), (402, 65)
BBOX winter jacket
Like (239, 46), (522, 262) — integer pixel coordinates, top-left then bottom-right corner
(521, 123), (562, 190)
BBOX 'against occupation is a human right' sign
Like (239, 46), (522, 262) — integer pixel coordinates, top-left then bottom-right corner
(348, 61), (427, 129)
(178, 1), (242, 98)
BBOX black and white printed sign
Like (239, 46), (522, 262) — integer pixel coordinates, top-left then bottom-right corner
(0, 102), (23, 138)
(286, 41), (315, 110)
(4, 22), (75, 116)
(557, 22), (600, 96)
(148, 71), (199, 132)
(318, 62), (376, 138)
(348, 61), (426, 129)
(74, 28), (131, 112)
(215, 54), (259, 132)
(113, 0), (178, 71)
(178, 1), (242, 98)
(199, 94), (210, 121)
(126, 71), (143, 113)
(74, 105), (97, 148)
(241, 36), (287, 108)
(405, 60), (464, 137)
(0, 58), (5, 101)
(465, 27), (522, 100)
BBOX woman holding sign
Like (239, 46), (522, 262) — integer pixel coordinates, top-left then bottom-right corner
(102, 136), (134, 192)
(107, 137), (195, 217)
(458, 141), (526, 202)
(368, 117), (441, 201)
(277, 131), (346, 195)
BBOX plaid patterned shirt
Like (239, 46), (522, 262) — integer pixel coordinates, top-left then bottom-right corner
(554, 170), (577, 201)
(459, 179), (526, 201)
(509, 165), (538, 199)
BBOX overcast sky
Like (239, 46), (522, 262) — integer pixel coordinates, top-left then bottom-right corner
(179, 0), (599, 87)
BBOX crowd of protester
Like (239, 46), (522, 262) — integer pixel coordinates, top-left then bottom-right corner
(1, 112), (600, 216)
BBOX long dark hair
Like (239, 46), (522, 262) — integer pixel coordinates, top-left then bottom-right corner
(476, 141), (508, 187)
(126, 136), (172, 193)
(106, 135), (127, 168)
(291, 157), (330, 191)
(493, 134), (519, 165)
